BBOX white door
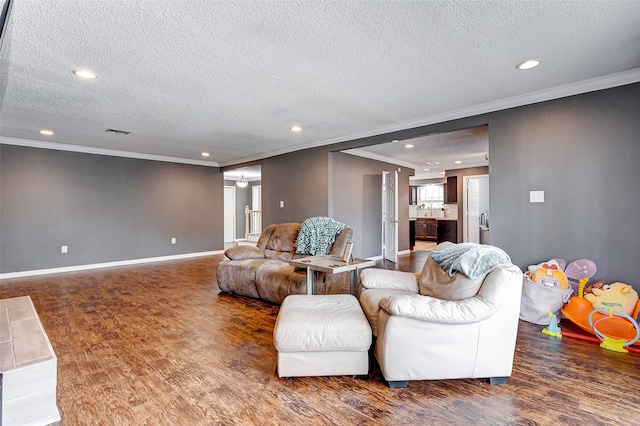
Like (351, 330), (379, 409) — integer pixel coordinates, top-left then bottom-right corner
(252, 184), (262, 232)
(466, 178), (480, 243)
(382, 171), (398, 262)
(224, 186), (236, 243)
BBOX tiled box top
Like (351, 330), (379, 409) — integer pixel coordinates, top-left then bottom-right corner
(0, 296), (56, 372)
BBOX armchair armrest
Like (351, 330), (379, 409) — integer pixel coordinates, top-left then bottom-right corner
(224, 245), (265, 260)
(379, 294), (498, 325)
(359, 269), (419, 293)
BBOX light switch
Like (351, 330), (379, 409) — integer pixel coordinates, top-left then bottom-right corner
(280, 200), (284, 208)
(530, 191), (544, 203)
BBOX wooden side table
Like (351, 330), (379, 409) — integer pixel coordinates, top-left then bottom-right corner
(289, 255), (376, 295)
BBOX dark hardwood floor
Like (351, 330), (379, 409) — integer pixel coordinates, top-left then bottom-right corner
(1, 253), (639, 425)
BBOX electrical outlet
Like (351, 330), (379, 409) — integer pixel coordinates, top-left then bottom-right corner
(171, 237), (176, 244)
(61, 245), (68, 253)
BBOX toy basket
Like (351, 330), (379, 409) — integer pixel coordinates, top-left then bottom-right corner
(519, 273), (573, 325)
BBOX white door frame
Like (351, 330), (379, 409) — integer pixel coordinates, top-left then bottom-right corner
(223, 186), (236, 243)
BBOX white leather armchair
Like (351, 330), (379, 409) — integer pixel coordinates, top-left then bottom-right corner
(358, 244), (523, 388)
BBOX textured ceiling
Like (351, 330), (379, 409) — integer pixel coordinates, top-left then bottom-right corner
(1, 1), (640, 170)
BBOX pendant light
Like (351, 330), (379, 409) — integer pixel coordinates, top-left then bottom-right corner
(236, 176), (248, 188)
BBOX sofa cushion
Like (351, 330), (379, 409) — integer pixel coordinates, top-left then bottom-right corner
(255, 261), (307, 304)
(379, 293), (498, 324)
(359, 269), (419, 293)
(224, 245), (264, 260)
(359, 288), (417, 336)
(418, 256), (485, 301)
(216, 258), (269, 299)
(263, 223), (300, 260)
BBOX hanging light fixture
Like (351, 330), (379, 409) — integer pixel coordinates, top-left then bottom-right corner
(236, 175), (248, 188)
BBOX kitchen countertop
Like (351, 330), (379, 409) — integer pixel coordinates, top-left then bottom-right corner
(410, 216), (457, 221)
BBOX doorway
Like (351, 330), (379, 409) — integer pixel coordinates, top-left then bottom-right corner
(463, 175), (489, 243)
(223, 165), (262, 248)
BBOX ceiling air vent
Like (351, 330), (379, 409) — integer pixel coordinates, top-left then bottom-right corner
(105, 128), (131, 135)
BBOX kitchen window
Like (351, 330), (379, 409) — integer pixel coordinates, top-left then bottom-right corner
(417, 184), (444, 209)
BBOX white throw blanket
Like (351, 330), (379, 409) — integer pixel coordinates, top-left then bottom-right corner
(430, 243), (511, 279)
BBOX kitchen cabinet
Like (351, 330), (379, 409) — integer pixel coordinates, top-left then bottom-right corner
(444, 176), (457, 203)
(415, 218), (428, 240)
(437, 220), (458, 244)
(409, 220), (415, 250)
(426, 218), (437, 240)
(415, 218), (437, 241)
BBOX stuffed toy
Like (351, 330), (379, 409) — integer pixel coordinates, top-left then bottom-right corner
(584, 282), (639, 316)
(527, 259), (564, 274)
(531, 267), (570, 289)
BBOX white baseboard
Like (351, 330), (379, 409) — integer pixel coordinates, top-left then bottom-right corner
(397, 249), (411, 256)
(0, 251), (224, 280)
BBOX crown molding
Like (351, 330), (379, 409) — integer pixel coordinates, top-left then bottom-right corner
(0, 137), (221, 167)
(344, 148), (419, 171)
(221, 68), (640, 167)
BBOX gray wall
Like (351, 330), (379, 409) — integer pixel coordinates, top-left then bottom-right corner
(0, 145), (223, 273)
(321, 83), (638, 285)
(256, 147), (409, 259)
(260, 147), (329, 226)
(489, 83), (640, 284)
(3, 83), (638, 286)
(330, 152), (411, 258)
(256, 83), (640, 285)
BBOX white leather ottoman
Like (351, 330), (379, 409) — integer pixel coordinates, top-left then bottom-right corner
(273, 294), (372, 377)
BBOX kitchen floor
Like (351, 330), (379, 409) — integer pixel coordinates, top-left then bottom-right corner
(414, 240), (437, 251)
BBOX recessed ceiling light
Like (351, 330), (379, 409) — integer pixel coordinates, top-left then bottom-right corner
(392, 139), (399, 143)
(423, 168), (430, 171)
(39, 130), (54, 135)
(454, 160), (462, 164)
(440, 172), (446, 175)
(404, 144), (414, 148)
(290, 126), (302, 132)
(201, 152), (210, 157)
(73, 68), (97, 79)
(516, 60), (540, 70)
(426, 161), (440, 166)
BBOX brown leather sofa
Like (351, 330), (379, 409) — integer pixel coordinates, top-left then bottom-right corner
(216, 222), (353, 304)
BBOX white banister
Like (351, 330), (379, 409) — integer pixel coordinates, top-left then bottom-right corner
(245, 205), (262, 241)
